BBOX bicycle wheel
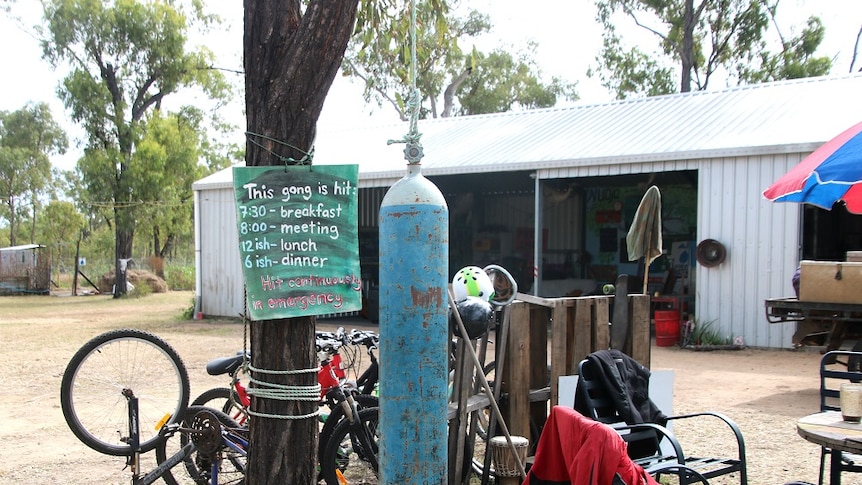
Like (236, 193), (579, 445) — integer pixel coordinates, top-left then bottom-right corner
(60, 328), (190, 456)
(318, 393), (379, 464)
(156, 405), (246, 485)
(192, 387), (248, 426)
(320, 407), (379, 485)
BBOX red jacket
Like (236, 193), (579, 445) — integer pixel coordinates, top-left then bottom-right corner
(523, 406), (658, 485)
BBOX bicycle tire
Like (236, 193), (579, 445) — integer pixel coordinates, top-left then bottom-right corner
(318, 393), (379, 464)
(156, 405), (246, 485)
(320, 407), (379, 485)
(60, 328), (190, 456)
(192, 387), (247, 426)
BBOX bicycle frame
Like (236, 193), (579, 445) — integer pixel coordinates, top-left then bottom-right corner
(207, 424), (248, 483)
(122, 388), (195, 485)
(121, 388), (248, 485)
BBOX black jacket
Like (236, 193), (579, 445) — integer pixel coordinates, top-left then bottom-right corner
(575, 349), (667, 426)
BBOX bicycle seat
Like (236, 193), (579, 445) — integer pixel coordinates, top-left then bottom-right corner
(206, 352), (247, 376)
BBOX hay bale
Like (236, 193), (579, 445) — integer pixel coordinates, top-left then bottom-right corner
(98, 269), (168, 293)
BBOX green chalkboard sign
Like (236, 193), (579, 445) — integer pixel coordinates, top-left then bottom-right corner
(233, 165), (362, 320)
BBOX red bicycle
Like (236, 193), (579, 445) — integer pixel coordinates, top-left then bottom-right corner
(191, 328), (381, 484)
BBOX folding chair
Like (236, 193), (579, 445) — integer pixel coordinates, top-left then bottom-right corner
(575, 350), (747, 484)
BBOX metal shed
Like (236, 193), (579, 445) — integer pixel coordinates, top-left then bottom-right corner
(193, 74), (862, 348)
(0, 244), (50, 295)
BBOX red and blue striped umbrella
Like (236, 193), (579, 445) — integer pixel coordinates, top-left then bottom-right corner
(763, 121), (862, 214)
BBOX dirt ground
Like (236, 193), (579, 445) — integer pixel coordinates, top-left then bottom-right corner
(0, 291), (831, 484)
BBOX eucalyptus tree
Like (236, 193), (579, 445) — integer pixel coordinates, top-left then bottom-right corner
(0, 102), (67, 246)
(41, 0), (230, 296)
(134, 107), (231, 273)
(590, 0), (832, 98)
(38, 199), (85, 281)
(457, 42), (578, 116)
(344, 4), (576, 119)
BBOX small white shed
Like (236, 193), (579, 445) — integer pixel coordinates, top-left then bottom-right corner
(193, 74), (862, 348)
(0, 244), (50, 294)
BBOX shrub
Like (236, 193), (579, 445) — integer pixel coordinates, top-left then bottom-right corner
(127, 280), (153, 298)
(182, 297), (196, 319)
(684, 318), (730, 346)
(165, 264), (195, 291)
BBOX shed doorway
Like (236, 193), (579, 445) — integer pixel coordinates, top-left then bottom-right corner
(802, 204), (862, 261)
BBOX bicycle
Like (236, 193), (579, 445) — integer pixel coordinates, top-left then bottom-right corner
(342, 328), (380, 396)
(193, 328), (379, 414)
(60, 328), (242, 485)
(60, 328), (190, 457)
(191, 328), (381, 484)
(156, 405), (247, 485)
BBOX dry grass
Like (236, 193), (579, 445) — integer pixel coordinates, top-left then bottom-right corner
(0, 291), (240, 484)
(0, 291), (828, 484)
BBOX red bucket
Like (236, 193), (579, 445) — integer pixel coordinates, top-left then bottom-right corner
(655, 310), (680, 347)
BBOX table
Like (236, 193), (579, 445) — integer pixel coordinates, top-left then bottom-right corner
(797, 411), (862, 484)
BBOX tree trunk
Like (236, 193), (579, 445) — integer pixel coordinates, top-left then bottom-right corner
(153, 226), (172, 279)
(243, 1), (359, 483)
(7, 196), (16, 246)
(29, 198), (37, 244)
(113, 206), (135, 298)
(680, 0), (695, 92)
(153, 225), (161, 260)
(442, 67), (472, 118)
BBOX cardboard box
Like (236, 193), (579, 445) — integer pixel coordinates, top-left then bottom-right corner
(799, 260), (862, 304)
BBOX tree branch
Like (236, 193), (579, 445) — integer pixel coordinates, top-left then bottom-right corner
(344, 58), (408, 121)
(441, 67), (471, 118)
(852, 25), (862, 73)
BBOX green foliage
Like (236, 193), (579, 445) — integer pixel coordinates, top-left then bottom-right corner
(77, 224), (116, 271)
(40, 0), (233, 295)
(686, 318), (730, 346)
(347, 0), (463, 119)
(738, 16), (832, 83)
(588, 30), (676, 99)
(458, 42), (578, 115)
(346, 2), (575, 119)
(165, 264), (195, 291)
(0, 102), (67, 245)
(38, 200), (85, 281)
(126, 278), (153, 299)
(181, 296), (196, 320)
(591, 0), (832, 98)
(132, 109), (211, 258)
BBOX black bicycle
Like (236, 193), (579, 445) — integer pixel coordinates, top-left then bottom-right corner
(60, 328), (246, 485)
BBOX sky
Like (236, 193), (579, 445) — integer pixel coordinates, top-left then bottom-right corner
(1, 1), (861, 172)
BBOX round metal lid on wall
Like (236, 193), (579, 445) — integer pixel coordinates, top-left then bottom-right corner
(696, 239), (727, 267)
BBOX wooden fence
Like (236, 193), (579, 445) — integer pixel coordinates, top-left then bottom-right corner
(448, 292), (651, 482)
(500, 293), (650, 445)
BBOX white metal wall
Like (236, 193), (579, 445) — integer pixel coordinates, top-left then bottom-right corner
(197, 186), (244, 318)
(197, 154), (808, 347)
(696, 152), (804, 348)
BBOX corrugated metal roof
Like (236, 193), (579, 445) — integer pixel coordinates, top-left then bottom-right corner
(194, 73), (862, 190)
(0, 244), (44, 251)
